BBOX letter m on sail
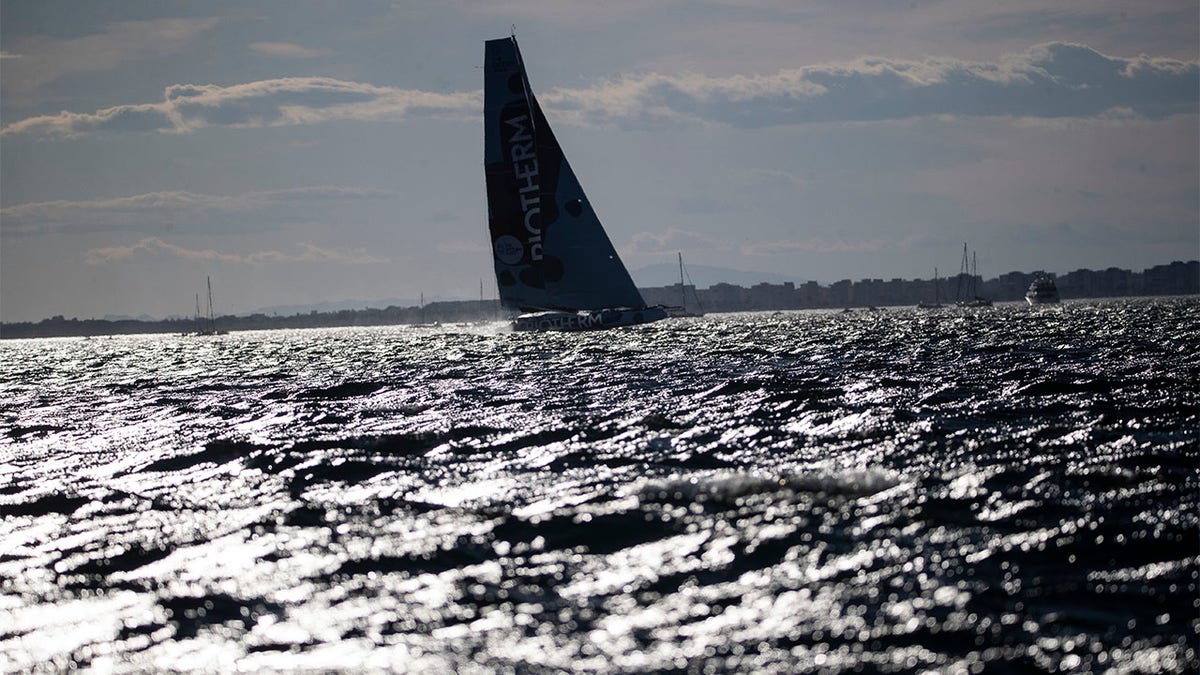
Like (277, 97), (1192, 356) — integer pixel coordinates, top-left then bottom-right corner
(506, 115), (532, 145)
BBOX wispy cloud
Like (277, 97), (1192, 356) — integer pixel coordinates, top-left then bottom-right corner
(739, 238), (892, 256)
(435, 239), (489, 255)
(249, 42), (333, 58)
(84, 237), (387, 265)
(1, 185), (393, 236)
(627, 228), (731, 255)
(3, 41), (1194, 139)
(2, 77), (478, 138)
(2, 18), (220, 101)
(626, 227), (894, 258)
(545, 42), (1197, 129)
(746, 168), (807, 190)
(85, 237), (242, 265)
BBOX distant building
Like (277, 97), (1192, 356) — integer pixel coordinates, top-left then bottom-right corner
(4, 261), (1197, 338)
(1143, 261), (1199, 296)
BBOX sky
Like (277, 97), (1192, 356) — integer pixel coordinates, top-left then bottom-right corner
(1, 0), (1197, 322)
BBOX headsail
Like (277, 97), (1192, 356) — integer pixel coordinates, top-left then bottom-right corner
(484, 36), (647, 313)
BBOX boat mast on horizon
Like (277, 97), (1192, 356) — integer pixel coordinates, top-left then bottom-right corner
(955, 243), (992, 308)
(669, 252), (705, 318)
(917, 267), (943, 309)
(193, 276), (226, 336)
(483, 34), (668, 332)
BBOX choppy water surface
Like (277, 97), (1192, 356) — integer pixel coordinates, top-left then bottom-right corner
(2, 299), (1197, 672)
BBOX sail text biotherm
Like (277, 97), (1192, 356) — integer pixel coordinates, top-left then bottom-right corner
(505, 114), (542, 261)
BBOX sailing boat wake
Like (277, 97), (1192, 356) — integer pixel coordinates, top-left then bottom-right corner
(484, 35), (668, 332)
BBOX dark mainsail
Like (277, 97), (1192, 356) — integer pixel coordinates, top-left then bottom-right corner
(484, 36), (648, 313)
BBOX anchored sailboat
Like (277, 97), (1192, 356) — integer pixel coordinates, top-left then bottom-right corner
(669, 252), (704, 317)
(917, 267), (943, 309)
(194, 276), (226, 336)
(954, 243), (992, 308)
(483, 35), (667, 331)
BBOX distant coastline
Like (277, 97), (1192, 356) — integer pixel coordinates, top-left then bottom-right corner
(3, 260), (1196, 339)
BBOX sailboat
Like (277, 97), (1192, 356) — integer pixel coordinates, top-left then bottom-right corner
(954, 243), (992, 308)
(669, 252), (704, 317)
(194, 276), (226, 335)
(917, 267), (943, 309)
(414, 292), (440, 327)
(484, 34), (668, 331)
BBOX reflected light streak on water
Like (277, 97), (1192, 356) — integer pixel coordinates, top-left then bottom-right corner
(1, 299), (1197, 672)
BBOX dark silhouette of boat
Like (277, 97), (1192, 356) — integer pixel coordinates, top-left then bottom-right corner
(483, 34), (667, 332)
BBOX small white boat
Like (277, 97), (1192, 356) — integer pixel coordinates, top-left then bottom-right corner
(1025, 275), (1060, 305)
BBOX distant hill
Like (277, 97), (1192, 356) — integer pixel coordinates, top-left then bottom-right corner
(630, 262), (807, 289)
(247, 267), (805, 316)
(250, 297), (424, 316)
(5, 260), (1195, 339)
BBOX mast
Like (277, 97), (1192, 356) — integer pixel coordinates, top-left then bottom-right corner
(194, 293), (201, 334)
(678, 252), (686, 311)
(206, 276), (215, 333)
(956, 243), (968, 302)
(971, 251), (978, 298)
(934, 267), (939, 305)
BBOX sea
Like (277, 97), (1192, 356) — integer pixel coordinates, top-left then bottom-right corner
(2, 298), (1197, 673)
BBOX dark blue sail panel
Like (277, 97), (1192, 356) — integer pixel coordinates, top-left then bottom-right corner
(529, 95), (648, 311)
(484, 36), (648, 312)
(485, 37), (550, 311)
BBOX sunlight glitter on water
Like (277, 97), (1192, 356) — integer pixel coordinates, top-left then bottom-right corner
(1, 299), (1197, 671)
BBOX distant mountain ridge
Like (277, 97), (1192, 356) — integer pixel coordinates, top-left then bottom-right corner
(241, 265), (802, 316)
(6, 261), (1196, 338)
(250, 297), (417, 316)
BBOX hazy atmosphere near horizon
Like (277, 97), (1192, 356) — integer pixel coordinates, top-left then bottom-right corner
(2, 1), (1197, 323)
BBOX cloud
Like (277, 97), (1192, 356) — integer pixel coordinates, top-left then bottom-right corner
(458, 0), (685, 26)
(1, 185), (394, 236)
(84, 237), (387, 265)
(625, 227), (894, 258)
(85, 237), (242, 265)
(243, 242), (388, 264)
(2, 18), (220, 100)
(253, 185), (395, 201)
(435, 239), (488, 255)
(2, 77), (479, 138)
(627, 228), (730, 254)
(739, 238), (892, 256)
(249, 42), (333, 59)
(746, 168), (807, 190)
(543, 41), (1197, 128)
(3, 41), (1194, 139)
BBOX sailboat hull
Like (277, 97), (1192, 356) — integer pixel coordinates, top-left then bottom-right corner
(514, 307), (669, 332)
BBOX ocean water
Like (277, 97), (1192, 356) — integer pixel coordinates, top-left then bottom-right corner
(2, 298), (1197, 673)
